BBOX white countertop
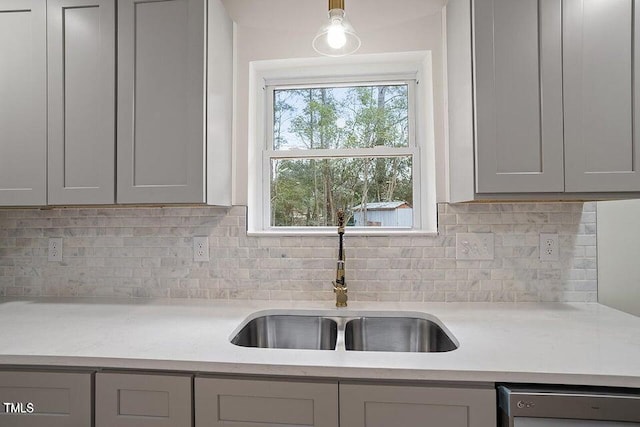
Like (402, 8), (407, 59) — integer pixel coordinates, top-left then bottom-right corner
(0, 298), (639, 388)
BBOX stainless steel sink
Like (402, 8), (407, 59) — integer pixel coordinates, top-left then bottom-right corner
(344, 316), (458, 352)
(231, 314), (338, 350)
(230, 311), (458, 353)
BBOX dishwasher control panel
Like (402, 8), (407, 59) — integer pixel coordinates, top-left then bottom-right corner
(498, 384), (640, 427)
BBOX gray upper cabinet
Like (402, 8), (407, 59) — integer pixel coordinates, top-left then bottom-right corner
(340, 383), (496, 427)
(117, 0), (206, 204)
(446, 0), (640, 200)
(206, 0), (233, 207)
(47, 0), (116, 205)
(474, 0), (564, 194)
(563, 0), (640, 192)
(0, 0), (233, 207)
(0, 0), (47, 206)
(118, 0), (233, 205)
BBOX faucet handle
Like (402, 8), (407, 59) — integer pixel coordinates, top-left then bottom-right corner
(333, 282), (348, 307)
(337, 209), (345, 230)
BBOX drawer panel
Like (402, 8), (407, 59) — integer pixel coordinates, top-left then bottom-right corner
(195, 376), (338, 427)
(96, 372), (192, 427)
(219, 394), (315, 424)
(0, 370), (92, 427)
(119, 389), (170, 417)
(340, 383), (496, 427)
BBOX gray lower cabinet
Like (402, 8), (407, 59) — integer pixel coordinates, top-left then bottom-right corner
(0, 370), (92, 427)
(95, 372), (192, 427)
(0, 369), (496, 427)
(117, 0), (206, 204)
(340, 383), (496, 427)
(47, 0), (116, 205)
(0, 0), (47, 206)
(194, 376), (339, 427)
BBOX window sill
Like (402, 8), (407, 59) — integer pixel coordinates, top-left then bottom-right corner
(247, 228), (438, 237)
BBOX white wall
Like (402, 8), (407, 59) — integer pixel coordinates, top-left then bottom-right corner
(597, 199), (640, 317)
(222, 0), (447, 205)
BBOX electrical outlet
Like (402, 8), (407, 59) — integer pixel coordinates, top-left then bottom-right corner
(48, 238), (63, 262)
(193, 236), (209, 262)
(456, 233), (495, 260)
(539, 233), (559, 261)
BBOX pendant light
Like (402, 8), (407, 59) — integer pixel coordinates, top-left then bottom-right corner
(312, 0), (361, 57)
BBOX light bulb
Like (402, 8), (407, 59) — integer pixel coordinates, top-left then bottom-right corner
(327, 20), (347, 49)
(312, 7), (361, 57)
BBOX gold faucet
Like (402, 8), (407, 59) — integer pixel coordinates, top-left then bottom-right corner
(333, 209), (347, 307)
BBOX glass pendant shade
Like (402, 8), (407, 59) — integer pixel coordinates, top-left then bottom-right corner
(313, 7), (361, 57)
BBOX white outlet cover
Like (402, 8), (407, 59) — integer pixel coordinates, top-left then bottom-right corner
(193, 236), (210, 262)
(540, 233), (559, 261)
(456, 233), (495, 260)
(48, 238), (63, 262)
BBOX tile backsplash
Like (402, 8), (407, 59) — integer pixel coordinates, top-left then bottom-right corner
(0, 202), (596, 302)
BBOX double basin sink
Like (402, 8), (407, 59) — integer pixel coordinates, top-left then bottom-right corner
(231, 311), (458, 353)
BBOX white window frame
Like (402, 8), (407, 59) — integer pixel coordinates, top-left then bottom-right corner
(248, 51), (437, 236)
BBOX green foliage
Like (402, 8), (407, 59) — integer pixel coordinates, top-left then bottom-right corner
(271, 85), (413, 227)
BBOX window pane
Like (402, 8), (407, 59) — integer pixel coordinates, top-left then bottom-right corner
(270, 157), (413, 227)
(273, 85), (409, 150)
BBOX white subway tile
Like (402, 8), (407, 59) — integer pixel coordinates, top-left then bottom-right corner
(0, 203), (597, 303)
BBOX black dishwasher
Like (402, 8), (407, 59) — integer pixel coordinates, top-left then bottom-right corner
(498, 385), (640, 427)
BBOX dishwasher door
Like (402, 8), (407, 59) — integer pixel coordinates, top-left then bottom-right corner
(498, 385), (640, 427)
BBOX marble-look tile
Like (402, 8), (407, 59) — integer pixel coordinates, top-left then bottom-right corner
(0, 203), (597, 302)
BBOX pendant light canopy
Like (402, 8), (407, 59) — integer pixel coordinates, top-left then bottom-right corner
(312, 0), (361, 57)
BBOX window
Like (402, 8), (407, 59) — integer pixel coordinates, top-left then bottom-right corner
(248, 52), (436, 235)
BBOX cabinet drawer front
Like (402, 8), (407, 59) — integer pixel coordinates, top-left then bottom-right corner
(118, 389), (171, 417)
(361, 401), (468, 427)
(219, 394), (314, 425)
(340, 383), (496, 427)
(0, 371), (92, 427)
(95, 372), (192, 427)
(195, 377), (338, 427)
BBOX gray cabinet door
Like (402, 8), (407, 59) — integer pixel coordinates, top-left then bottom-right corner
(474, 0), (564, 193)
(0, 0), (47, 206)
(564, 0), (640, 192)
(195, 377), (339, 427)
(445, 0), (475, 203)
(205, 0), (233, 207)
(117, 0), (205, 204)
(340, 383), (496, 427)
(47, 0), (115, 205)
(0, 370), (92, 427)
(95, 372), (192, 427)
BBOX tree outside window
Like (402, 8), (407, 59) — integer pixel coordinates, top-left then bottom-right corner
(269, 83), (415, 228)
